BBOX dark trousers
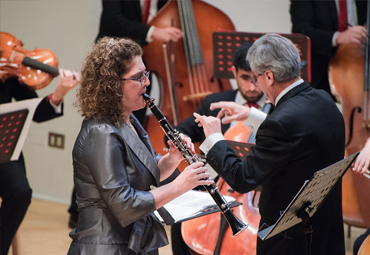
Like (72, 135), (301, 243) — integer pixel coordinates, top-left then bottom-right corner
(0, 154), (32, 255)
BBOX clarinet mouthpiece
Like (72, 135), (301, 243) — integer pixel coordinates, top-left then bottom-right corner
(142, 93), (151, 101)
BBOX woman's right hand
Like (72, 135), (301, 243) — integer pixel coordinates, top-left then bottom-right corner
(174, 162), (213, 192)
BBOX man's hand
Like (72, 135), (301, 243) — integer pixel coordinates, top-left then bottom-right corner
(193, 113), (221, 138)
(210, 101), (251, 124)
(336, 25), (367, 45)
(51, 69), (80, 105)
(152, 27), (183, 42)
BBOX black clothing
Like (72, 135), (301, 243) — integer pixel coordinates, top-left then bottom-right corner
(0, 78), (63, 255)
(207, 82), (346, 255)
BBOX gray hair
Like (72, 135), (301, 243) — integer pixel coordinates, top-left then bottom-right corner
(246, 33), (301, 82)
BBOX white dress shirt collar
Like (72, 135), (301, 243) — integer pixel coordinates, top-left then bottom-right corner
(275, 79), (304, 105)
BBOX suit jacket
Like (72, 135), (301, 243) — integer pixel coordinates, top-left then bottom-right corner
(290, 0), (367, 95)
(206, 82), (346, 255)
(68, 115), (168, 255)
(96, 0), (168, 46)
(175, 90), (238, 143)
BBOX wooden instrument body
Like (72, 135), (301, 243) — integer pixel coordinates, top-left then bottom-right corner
(329, 43), (370, 228)
(0, 32), (58, 89)
(142, 0), (234, 155)
(182, 122), (259, 255)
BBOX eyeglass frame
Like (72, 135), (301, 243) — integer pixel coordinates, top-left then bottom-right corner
(251, 71), (275, 85)
(251, 73), (263, 85)
(121, 70), (150, 84)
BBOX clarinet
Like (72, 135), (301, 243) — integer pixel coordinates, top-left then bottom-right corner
(142, 93), (247, 236)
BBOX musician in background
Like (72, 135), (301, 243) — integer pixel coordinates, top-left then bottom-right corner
(67, 37), (212, 255)
(194, 33), (346, 255)
(169, 41), (265, 255)
(96, 0), (183, 125)
(174, 41), (265, 144)
(290, 1), (370, 251)
(290, 0), (367, 99)
(0, 69), (79, 255)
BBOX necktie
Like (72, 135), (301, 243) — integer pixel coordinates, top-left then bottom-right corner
(142, 0), (151, 24)
(246, 102), (259, 109)
(338, 0), (348, 32)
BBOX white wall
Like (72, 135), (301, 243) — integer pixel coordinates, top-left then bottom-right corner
(0, 0), (291, 204)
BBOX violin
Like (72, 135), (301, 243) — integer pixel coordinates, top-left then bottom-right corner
(0, 32), (59, 89)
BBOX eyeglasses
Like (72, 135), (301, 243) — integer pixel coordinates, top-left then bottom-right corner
(121, 70), (150, 84)
(251, 73), (263, 85)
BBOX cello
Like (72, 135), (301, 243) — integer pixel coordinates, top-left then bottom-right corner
(182, 103), (270, 255)
(181, 122), (260, 255)
(142, 0), (235, 157)
(328, 0), (370, 234)
(0, 32), (59, 89)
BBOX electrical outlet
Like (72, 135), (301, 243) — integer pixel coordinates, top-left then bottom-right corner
(48, 132), (65, 149)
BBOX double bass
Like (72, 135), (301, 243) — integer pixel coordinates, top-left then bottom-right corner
(142, 0), (235, 156)
(328, 0), (370, 233)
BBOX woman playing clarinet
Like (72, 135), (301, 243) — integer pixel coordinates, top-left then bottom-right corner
(67, 36), (212, 255)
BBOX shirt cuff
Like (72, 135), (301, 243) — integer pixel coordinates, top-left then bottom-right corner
(332, 31), (339, 47)
(146, 26), (155, 43)
(199, 133), (224, 155)
(244, 107), (267, 133)
(48, 97), (63, 114)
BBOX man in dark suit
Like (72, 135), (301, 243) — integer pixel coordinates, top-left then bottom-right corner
(194, 33), (346, 255)
(170, 41), (265, 255)
(0, 69), (79, 255)
(290, 0), (367, 98)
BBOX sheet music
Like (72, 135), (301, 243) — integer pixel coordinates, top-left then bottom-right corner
(154, 190), (236, 223)
(0, 98), (42, 161)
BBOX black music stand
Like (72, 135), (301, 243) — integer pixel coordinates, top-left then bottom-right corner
(212, 31), (311, 82)
(0, 109), (29, 163)
(226, 141), (254, 158)
(257, 152), (359, 255)
(0, 98), (42, 164)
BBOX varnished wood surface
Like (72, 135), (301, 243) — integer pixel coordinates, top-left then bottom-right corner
(6, 198), (365, 255)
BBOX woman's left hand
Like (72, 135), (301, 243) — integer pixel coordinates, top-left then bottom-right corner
(167, 133), (195, 162)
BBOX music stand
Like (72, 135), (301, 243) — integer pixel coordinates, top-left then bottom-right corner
(226, 140), (254, 158)
(212, 31), (311, 82)
(257, 152), (359, 255)
(0, 98), (42, 163)
(0, 109), (29, 163)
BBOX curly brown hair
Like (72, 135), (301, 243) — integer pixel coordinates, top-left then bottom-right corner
(75, 37), (142, 124)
